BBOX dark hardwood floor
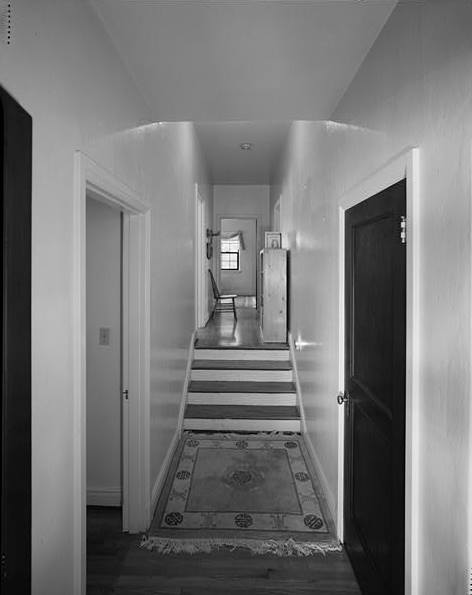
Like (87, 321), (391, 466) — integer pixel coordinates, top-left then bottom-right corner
(195, 307), (287, 349)
(87, 507), (361, 595)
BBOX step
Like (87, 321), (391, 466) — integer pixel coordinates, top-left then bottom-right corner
(183, 404), (300, 432)
(193, 348), (290, 361)
(190, 367), (293, 382)
(191, 360), (293, 383)
(183, 418), (301, 431)
(188, 380), (296, 394)
(192, 360), (293, 370)
(187, 392), (297, 406)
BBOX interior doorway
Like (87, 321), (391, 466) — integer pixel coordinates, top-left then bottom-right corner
(343, 179), (406, 594)
(218, 217), (257, 298)
(74, 152), (151, 595)
(85, 196), (129, 530)
(195, 188), (209, 328)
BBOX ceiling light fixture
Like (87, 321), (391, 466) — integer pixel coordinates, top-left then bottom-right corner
(240, 142), (253, 151)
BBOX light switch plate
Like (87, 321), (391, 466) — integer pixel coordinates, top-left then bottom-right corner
(99, 327), (110, 346)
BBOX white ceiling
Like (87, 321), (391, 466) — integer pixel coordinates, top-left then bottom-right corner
(91, 0), (397, 123)
(90, 0), (397, 184)
(194, 120), (290, 184)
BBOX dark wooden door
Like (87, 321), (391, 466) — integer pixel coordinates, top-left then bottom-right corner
(344, 179), (406, 595)
(0, 86), (32, 594)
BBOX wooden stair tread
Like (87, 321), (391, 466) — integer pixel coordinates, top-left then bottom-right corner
(188, 380), (296, 393)
(192, 359), (292, 370)
(194, 343), (289, 351)
(185, 404), (300, 420)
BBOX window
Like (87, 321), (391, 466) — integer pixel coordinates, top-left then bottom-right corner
(221, 236), (240, 270)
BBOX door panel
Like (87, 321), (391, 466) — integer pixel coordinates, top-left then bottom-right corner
(344, 179), (406, 595)
(0, 86), (32, 593)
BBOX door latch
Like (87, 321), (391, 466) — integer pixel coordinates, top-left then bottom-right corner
(337, 391), (349, 405)
(123, 389), (129, 401)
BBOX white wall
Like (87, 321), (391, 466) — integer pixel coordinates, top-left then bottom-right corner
(213, 185), (270, 288)
(270, 121), (336, 504)
(0, 1), (211, 593)
(272, 2), (472, 595)
(91, 0), (396, 122)
(86, 197), (122, 506)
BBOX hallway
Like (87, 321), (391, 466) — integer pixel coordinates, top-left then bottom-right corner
(2, 2), (470, 594)
(89, 310), (360, 594)
(87, 309), (360, 594)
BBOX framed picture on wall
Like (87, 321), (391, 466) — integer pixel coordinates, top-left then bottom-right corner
(265, 231), (282, 249)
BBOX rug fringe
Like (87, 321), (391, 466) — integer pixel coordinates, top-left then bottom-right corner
(185, 430), (298, 440)
(140, 535), (342, 557)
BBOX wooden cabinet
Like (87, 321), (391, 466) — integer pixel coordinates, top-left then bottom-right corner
(259, 249), (287, 343)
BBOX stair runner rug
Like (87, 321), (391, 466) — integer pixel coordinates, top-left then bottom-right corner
(141, 432), (341, 556)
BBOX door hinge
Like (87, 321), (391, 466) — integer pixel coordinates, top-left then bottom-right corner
(400, 216), (407, 244)
(1, 552), (6, 580)
(122, 389), (129, 401)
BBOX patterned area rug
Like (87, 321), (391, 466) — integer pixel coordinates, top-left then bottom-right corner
(141, 432), (341, 556)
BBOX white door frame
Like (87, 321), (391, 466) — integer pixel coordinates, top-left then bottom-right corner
(121, 212), (130, 531)
(337, 147), (420, 595)
(273, 197), (281, 231)
(195, 186), (208, 328)
(73, 152), (151, 595)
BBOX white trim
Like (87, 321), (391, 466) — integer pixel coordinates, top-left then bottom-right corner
(188, 393), (296, 406)
(183, 419), (301, 432)
(86, 487), (122, 508)
(73, 152), (151, 595)
(151, 429), (181, 515)
(177, 331), (196, 434)
(121, 212), (130, 532)
(288, 332), (307, 434)
(194, 348), (289, 361)
(195, 187), (209, 328)
(469, 141), (472, 595)
(273, 197), (281, 232)
(337, 147), (420, 595)
(191, 369), (293, 382)
(289, 332), (337, 526)
(303, 431), (336, 523)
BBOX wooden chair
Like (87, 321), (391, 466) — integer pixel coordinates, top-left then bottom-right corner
(208, 269), (237, 320)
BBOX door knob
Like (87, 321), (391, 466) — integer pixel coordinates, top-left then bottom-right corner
(337, 391), (349, 405)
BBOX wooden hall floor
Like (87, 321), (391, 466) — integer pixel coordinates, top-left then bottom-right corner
(195, 305), (286, 349)
(86, 305), (361, 594)
(87, 507), (361, 594)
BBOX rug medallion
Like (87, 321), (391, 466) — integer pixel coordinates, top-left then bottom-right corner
(143, 432), (340, 555)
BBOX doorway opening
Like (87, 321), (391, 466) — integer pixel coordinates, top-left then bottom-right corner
(217, 217), (257, 307)
(195, 187), (209, 328)
(337, 148), (420, 595)
(85, 196), (129, 531)
(343, 179), (406, 594)
(73, 152), (151, 595)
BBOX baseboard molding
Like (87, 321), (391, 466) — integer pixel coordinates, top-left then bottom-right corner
(303, 430), (337, 531)
(87, 486), (121, 507)
(151, 429), (180, 516)
(150, 331), (195, 518)
(287, 334), (336, 524)
(288, 332), (307, 434)
(177, 330), (196, 433)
